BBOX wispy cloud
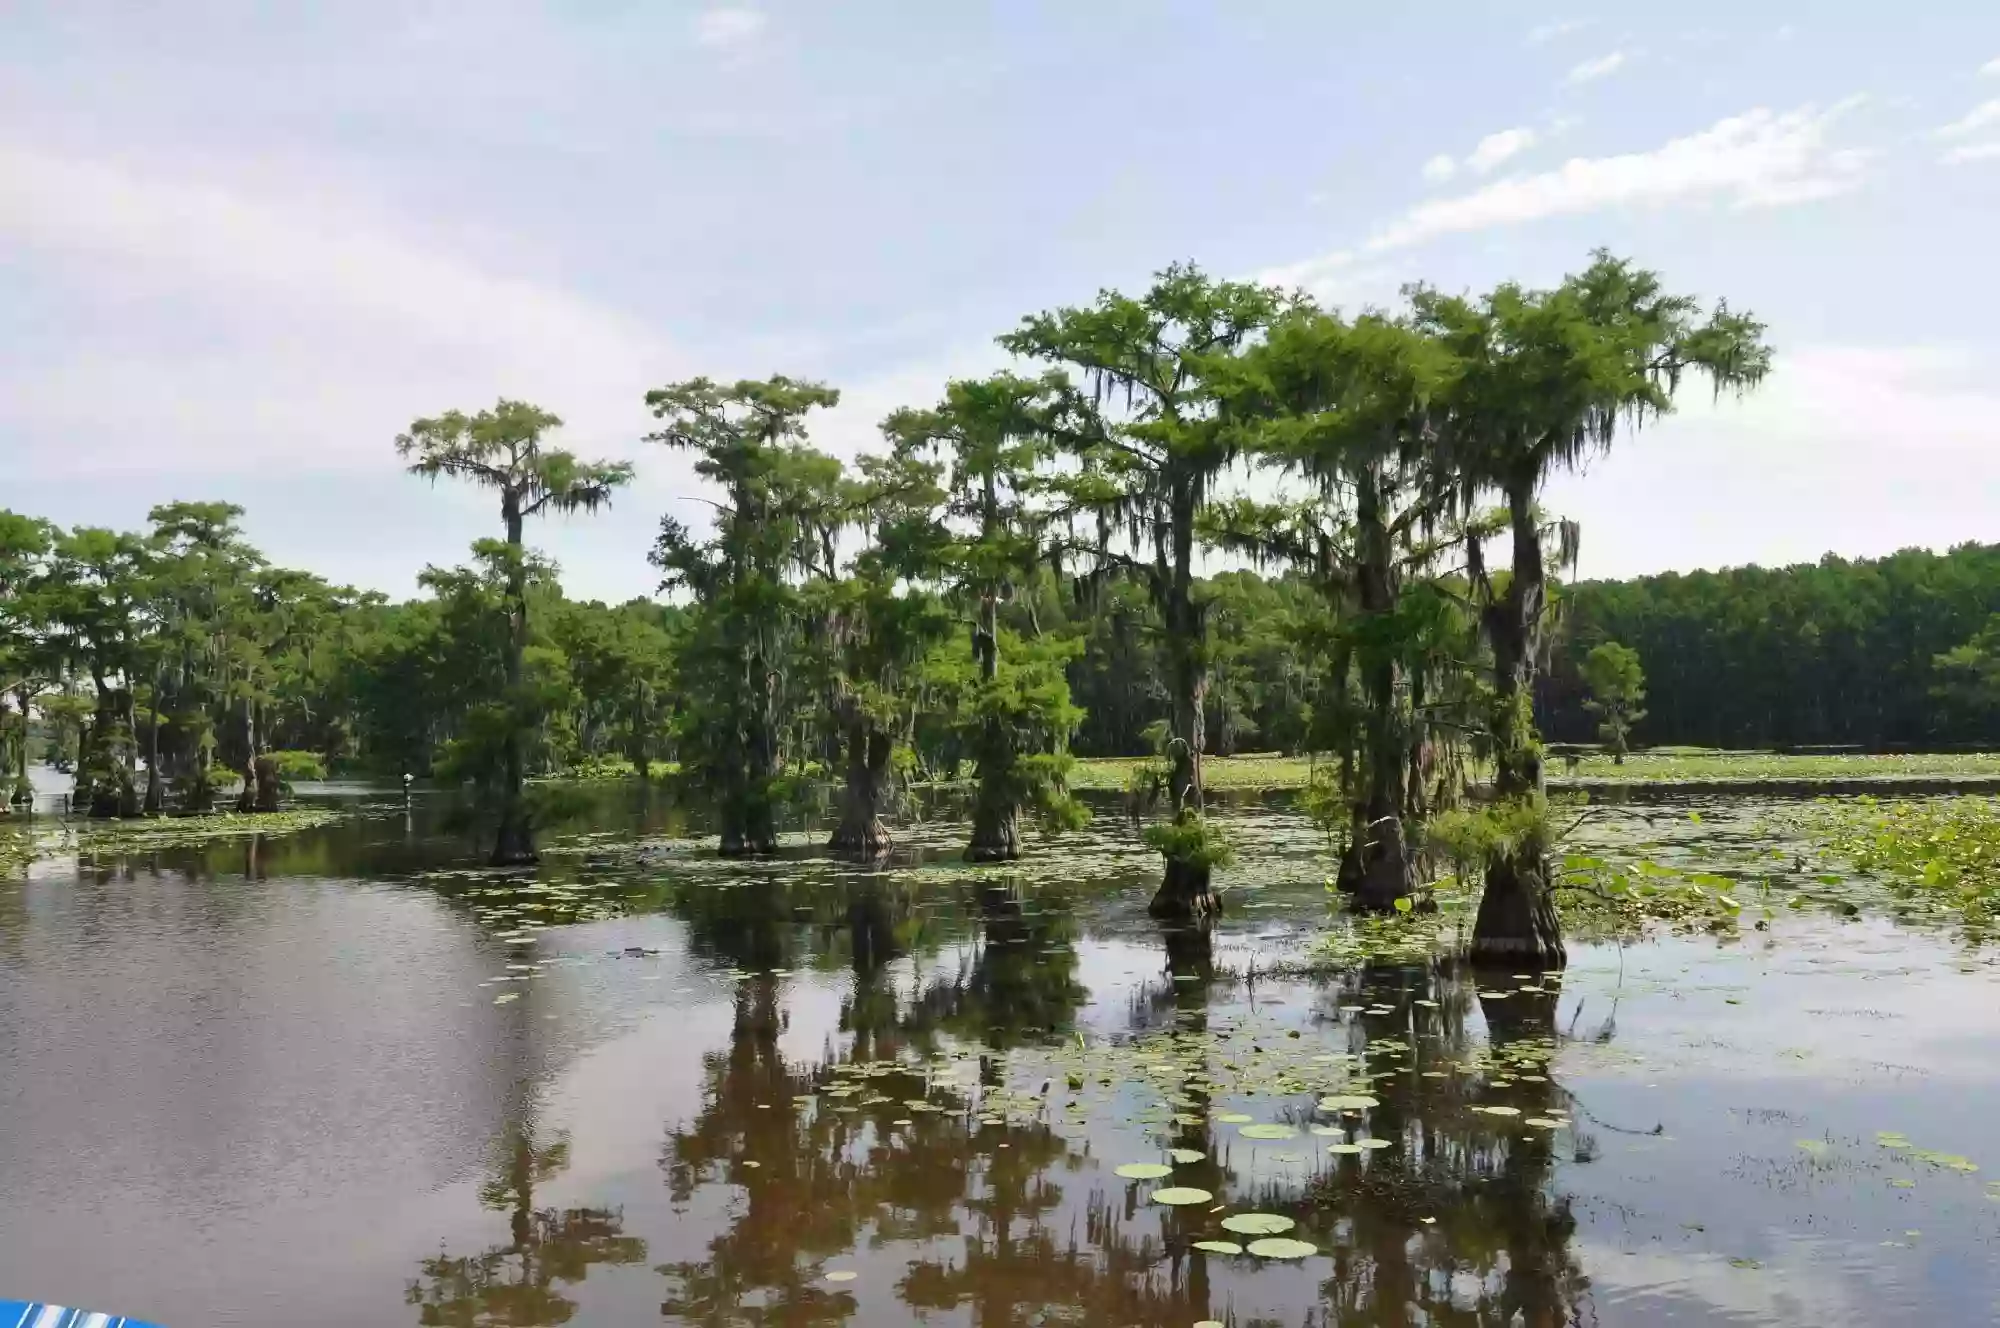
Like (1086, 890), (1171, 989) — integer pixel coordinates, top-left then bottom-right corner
(1364, 101), (1872, 253)
(1942, 141), (2000, 165)
(1565, 50), (1629, 84)
(1934, 99), (2000, 138)
(0, 141), (684, 477)
(1526, 19), (1590, 45)
(693, 7), (768, 50)
(1467, 127), (1539, 174)
(1983, 56), (2000, 77)
(1419, 127), (1539, 187)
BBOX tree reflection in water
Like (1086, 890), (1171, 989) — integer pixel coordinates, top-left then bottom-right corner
(405, 1127), (646, 1326)
(1302, 964), (1594, 1326)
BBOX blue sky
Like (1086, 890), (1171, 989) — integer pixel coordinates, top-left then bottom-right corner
(4, 1), (1999, 602)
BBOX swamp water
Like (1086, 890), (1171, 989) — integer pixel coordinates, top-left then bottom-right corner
(2, 787), (1997, 1326)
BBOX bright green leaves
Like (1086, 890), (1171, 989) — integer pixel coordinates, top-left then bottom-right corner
(1149, 1187), (1214, 1206)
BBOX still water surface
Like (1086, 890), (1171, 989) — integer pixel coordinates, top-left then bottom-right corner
(2, 786), (1997, 1326)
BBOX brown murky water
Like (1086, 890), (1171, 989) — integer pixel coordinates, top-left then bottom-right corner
(2, 786), (1998, 1326)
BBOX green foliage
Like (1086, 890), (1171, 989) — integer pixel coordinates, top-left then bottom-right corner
(1579, 640), (1647, 758)
(265, 750), (327, 784)
(1425, 798), (1555, 877)
(1792, 795), (2000, 933)
(1141, 816), (1237, 871)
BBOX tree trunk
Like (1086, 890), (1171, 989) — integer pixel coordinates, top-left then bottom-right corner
(253, 752), (281, 813)
(1470, 846), (1566, 968)
(1149, 531), (1219, 920)
(143, 677), (163, 816)
(1340, 463), (1418, 911)
(827, 716), (893, 856)
(188, 737), (215, 813)
(79, 672), (138, 819)
(12, 685), (34, 805)
(965, 594), (1023, 862)
(1470, 476), (1564, 968)
(490, 495), (539, 866)
(967, 779), (1021, 861)
(235, 695), (259, 813)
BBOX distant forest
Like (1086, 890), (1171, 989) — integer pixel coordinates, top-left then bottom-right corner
(1538, 543), (2000, 751)
(1059, 543), (2000, 758)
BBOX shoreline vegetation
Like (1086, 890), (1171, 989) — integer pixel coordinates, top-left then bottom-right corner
(13, 250), (2000, 963)
(538, 747), (2000, 793)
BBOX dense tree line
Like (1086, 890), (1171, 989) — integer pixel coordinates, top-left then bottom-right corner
(3, 250), (1778, 966)
(1538, 543), (2000, 750)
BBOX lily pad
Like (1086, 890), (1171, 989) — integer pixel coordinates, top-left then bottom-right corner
(824, 1270), (857, 1283)
(1476, 1105), (1522, 1117)
(1150, 1187), (1214, 1206)
(1170, 1148), (1207, 1163)
(1247, 1237), (1318, 1259)
(1238, 1123), (1300, 1140)
(1191, 1243), (1241, 1257)
(1221, 1212), (1294, 1235)
(1327, 1142), (1363, 1155)
(1216, 1112), (1254, 1124)
(1355, 1137), (1394, 1150)
(1318, 1094), (1378, 1111)
(1115, 1162), (1174, 1180)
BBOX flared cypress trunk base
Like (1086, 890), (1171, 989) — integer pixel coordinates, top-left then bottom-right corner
(717, 800), (779, 857)
(253, 755), (281, 813)
(1468, 849), (1566, 968)
(965, 800), (1021, 862)
(1339, 814), (1417, 913)
(827, 816), (891, 857)
(1148, 855), (1220, 920)
(488, 812), (539, 867)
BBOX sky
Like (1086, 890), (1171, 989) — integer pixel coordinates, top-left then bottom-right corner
(4, 0), (1999, 603)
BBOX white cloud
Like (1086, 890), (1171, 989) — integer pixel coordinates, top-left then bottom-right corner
(1934, 99), (2000, 138)
(0, 141), (687, 478)
(1941, 141), (2000, 165)
(1526, 19), (1589, 45)
(1362, 101), (1872, 253)
(692, 7), (768, 50)
(1565, 50), (1629, 84)
(1547, 345), (2000, 579)
(1251, 250), (1409, 309)
(1421, 153), (1458, 183)
(1467, 127), (1539, 173)
(1983, 56), (2000, 77)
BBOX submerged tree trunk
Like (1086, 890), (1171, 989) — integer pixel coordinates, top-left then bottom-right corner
(1470, 477), (1565, 968)
(720, 643), (780, 857)
(142, 676), (163, 816)
(79, 672), (139, 819)
(253, 752), (281, 813)
(187, 736), (216, 813)
(1149, 555), (1219, 920)
(827, 715), (893, 856)
(1340, 479), (1418, 911)
(490, 496), (538, 867)
(13, 685), (35, 805)
(235, 695), (259, 814)
(965, 595), (1021, 862)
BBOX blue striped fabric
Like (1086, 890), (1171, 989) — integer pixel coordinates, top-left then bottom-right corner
(0, 1302), (165, 1328)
